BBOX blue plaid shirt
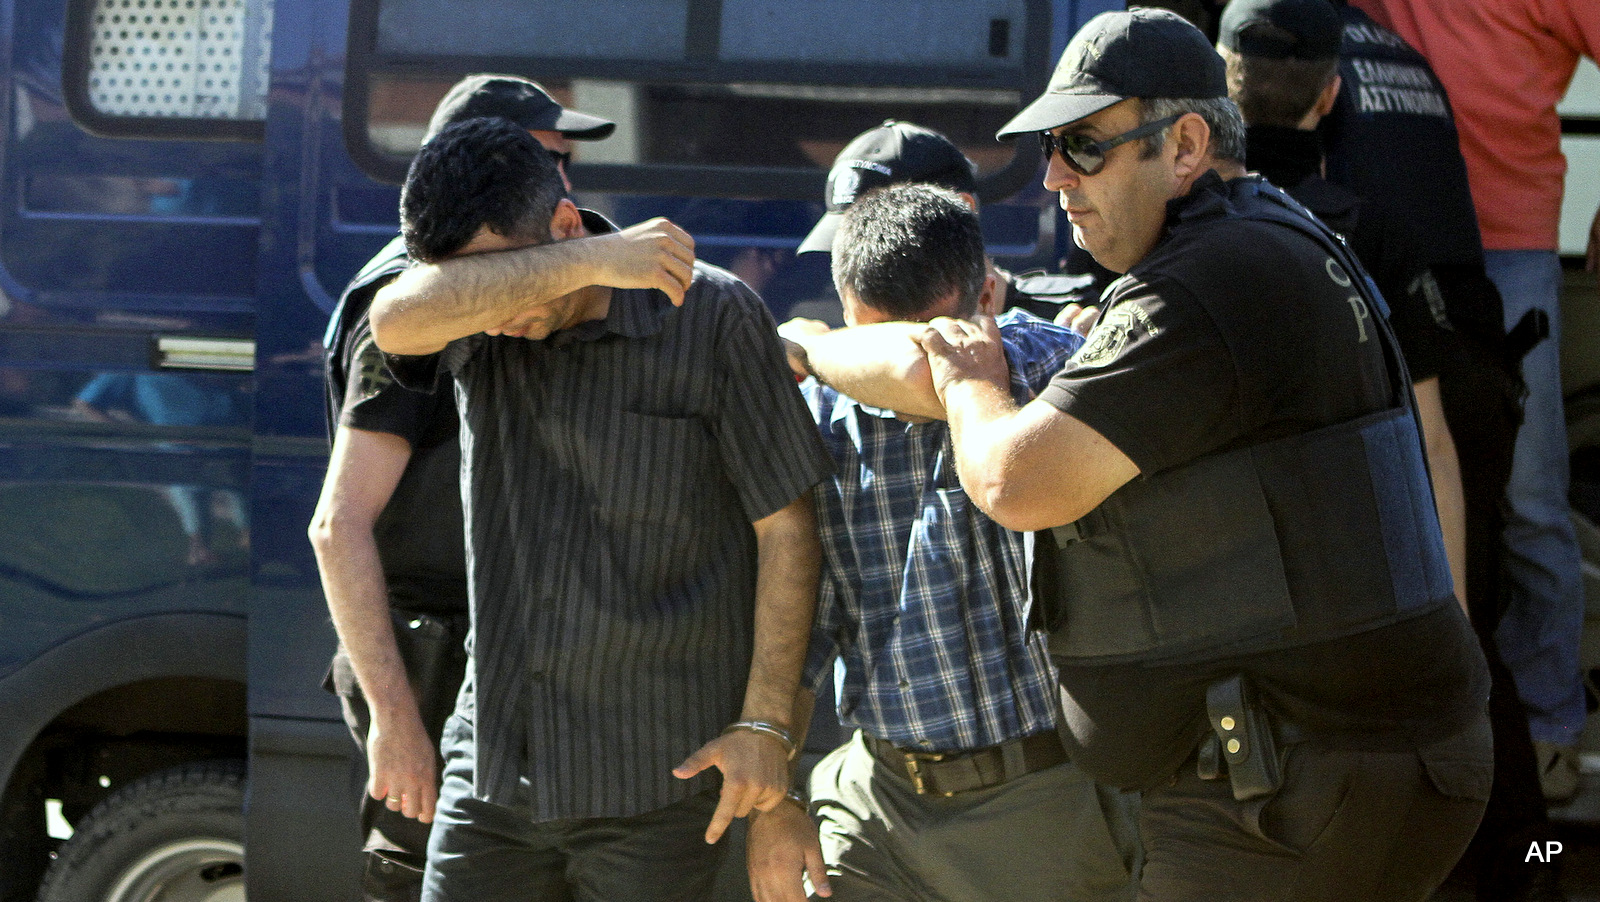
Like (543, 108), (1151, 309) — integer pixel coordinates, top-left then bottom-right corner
(801, 309), (1083, 753)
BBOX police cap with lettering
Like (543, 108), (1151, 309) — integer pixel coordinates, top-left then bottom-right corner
(1219, 0), (1343, 61)
(426, 74), (615, 141)
(997, 8), (1227, 139)
(798, 120), (977, 255)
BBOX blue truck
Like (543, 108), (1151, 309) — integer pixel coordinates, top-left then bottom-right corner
(0, 0), (1126, 898)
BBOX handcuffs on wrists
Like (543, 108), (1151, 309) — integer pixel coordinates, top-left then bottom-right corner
(721, 719), (798, 760)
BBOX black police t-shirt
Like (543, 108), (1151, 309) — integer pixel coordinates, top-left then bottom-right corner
(998, 267), (1103, 321)
(1035, 174), (1487, 789)
(1041, 187), (1393, 476)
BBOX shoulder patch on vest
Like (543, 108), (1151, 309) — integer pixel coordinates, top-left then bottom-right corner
(1074, 303), (1158, 368)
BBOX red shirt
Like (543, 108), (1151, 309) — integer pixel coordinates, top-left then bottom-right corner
(1353, 0), (1600, 250)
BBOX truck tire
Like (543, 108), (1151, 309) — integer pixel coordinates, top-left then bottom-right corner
(36, 760), (246, 902)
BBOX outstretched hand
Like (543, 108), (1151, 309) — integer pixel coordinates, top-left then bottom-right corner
(590, 217), (697, 305)
(673, 730), (791, 844)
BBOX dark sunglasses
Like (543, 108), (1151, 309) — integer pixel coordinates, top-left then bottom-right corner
(1038, 114), (1181, 176)
(549, 149), (573, 168)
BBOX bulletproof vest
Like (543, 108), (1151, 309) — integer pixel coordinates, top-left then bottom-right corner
(1035, 179), (1454, 666)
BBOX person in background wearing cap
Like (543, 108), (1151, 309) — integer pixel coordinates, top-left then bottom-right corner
(914, 9), (1491, 899)
(1221, 5), (1568, 899)
(748, 182), (1140, 902)
(797, 119), (1102, 334)
(371, 118), (832, 902)
(311, 74), (619, 901)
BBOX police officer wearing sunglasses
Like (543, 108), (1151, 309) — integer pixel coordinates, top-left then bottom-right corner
(916, 9), (1492, 900)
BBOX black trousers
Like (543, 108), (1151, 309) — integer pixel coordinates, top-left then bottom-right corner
(422, 713), (727, 902)
(1136, 716), (1491, 902)
(332, 609), (469, 902)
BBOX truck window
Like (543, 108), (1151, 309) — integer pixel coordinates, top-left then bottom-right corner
(62, 0), (275, 140)
(344, 0), (1049, 199)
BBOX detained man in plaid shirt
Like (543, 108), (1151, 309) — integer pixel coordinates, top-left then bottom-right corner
(746, 183), (1141, 902)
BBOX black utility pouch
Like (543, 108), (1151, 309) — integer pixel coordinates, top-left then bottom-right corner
(391, 609), (469, 737)
(362, 849), (425, 902)
(1206, 674), (1282, 802)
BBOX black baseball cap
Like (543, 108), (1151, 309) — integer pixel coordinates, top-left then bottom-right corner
(996, 8), (1227, 139)
(798, 120), (977, 255)
(1218, 0), (1343, 60)
(425, 74), (616, 141)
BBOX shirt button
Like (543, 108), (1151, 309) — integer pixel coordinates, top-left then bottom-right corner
(898, 679), (910, 689)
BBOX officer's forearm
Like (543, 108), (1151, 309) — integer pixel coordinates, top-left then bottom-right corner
(1415, 378), (1468, 616)
(308, 429), (420, 723)
(795, 324), (944, 419)
(945, 384), (1139, 532)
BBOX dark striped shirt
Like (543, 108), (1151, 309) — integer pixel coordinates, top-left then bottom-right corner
(388, 261), (831, 819)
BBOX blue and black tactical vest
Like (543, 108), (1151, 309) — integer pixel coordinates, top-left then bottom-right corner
(1035, 179), (1455, 666)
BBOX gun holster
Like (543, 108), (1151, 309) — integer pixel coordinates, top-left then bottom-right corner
(1202, 674), (1284, 802)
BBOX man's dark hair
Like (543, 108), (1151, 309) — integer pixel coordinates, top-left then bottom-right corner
(1221, 46), (1340, 128)
(832, 183), (986, 320)
(400, 117), (566, 263)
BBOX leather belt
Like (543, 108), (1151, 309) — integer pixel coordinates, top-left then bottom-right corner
(864, 731), (1069, 797)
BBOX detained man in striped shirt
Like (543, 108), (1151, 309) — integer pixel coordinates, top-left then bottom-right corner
(368, 117), (834, 902)
(748, 183), (1141, 902)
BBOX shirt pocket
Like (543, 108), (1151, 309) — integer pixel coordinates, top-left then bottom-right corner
(589, 410), (718, 531)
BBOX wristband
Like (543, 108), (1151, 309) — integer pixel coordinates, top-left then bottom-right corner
(722, 720), (797, 759)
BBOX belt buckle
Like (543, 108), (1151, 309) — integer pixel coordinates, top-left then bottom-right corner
(902, 750), (949, 795)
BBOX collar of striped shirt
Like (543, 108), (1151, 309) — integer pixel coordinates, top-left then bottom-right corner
(548, 285), (674, 345)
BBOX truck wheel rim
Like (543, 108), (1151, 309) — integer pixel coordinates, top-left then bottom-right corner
(105, 838), (245, 902)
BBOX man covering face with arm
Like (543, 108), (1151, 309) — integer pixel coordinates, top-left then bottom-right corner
(369, 117), (833, 902)
(748, 183), (1141, 902)
(310, 74), (617, 902)
(797, 119), (1103, 331)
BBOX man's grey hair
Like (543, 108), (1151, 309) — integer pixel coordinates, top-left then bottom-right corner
(1137, 96), (1248, 165)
